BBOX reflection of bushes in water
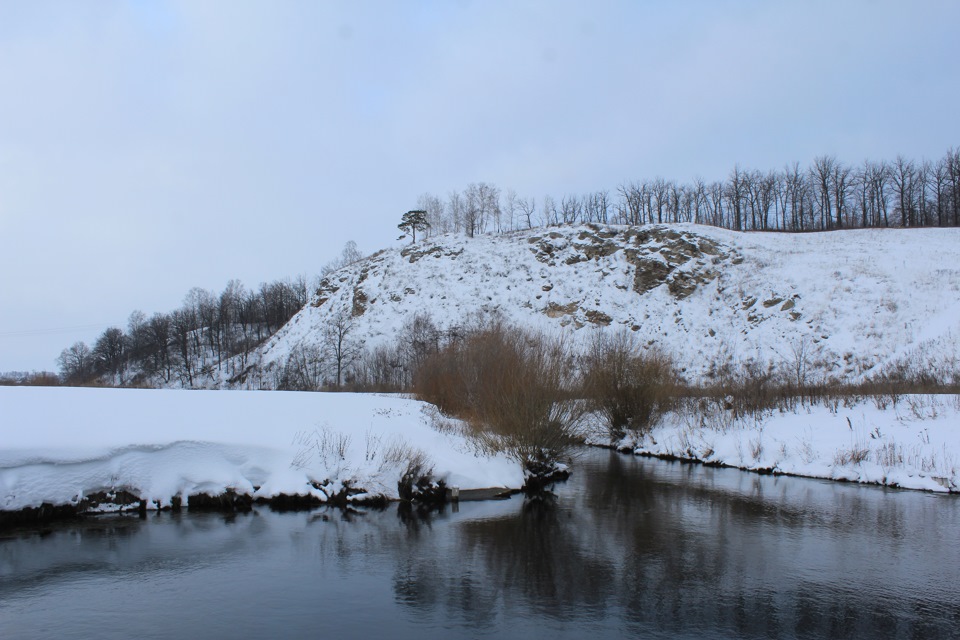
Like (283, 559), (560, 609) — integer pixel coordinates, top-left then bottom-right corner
(414, 318), (584, 485)
(383, 452), (956, 637)
(395, 500), (445, 530)
(457, 507), (617, 614)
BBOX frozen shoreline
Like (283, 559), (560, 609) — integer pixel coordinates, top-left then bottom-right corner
(586, 395), (960, 493)
(0, 387), (523, 518)
(2, 388), (958, 525)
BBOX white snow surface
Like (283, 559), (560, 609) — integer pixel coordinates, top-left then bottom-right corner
(585, 394), (960, 493)
(212, 224), (960, 388)
(0, 387), (523, 512)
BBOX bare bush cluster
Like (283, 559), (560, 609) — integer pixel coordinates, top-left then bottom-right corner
(414, 319), (583, 482)
(580, 330), (678, 440)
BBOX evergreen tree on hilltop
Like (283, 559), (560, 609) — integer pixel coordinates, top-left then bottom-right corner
(398, 210), (430, 243)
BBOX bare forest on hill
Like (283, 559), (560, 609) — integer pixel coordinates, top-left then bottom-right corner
(411, 148), (960, 236)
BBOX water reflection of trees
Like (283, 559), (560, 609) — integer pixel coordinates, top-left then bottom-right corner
(385, 451), (960, 638)
(0, 510), (268, 594)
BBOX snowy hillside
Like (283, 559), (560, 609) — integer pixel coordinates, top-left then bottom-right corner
(231, 224), (960, 387)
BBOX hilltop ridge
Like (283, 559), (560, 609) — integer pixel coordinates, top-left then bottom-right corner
(217, 223), (960, 388)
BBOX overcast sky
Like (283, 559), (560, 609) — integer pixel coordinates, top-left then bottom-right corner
(1, 0), (958, 372)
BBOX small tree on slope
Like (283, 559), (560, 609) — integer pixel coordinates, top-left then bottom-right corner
(398, 210), (430, 243)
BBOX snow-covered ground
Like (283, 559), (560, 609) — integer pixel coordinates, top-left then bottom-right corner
(3, 387), (957, 519)
(586, 394), (960, 493)
(0, 387), (523, 514)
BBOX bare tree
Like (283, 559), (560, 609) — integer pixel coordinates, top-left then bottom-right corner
(416, 192), (446, 236)
(651, 178), (669, 224)
(692, 177), (708, 224)
(891, 155), (917, 227)
(669, 182), (685, 223)
(783, 162), (806, 230)
(932, 156), (949, 227)
(542, 194), (558, 227)
(503, 188), (519, 232)
(591, 190), (610, 223)
(279, 344), (325, 391)
(948, 148), (960, 226)
(864, 159), (891, 227)
(92, 327), (126, 382)
(126, 310), (149, 368)
(725, 166), (748, 230)
(810, 155), (836, 230)
(170, 308), (196, 387)
(58, 341), (92, 383)
(708, 181), (725, 227)
(447, 190), (464, 235)
(560, 194), (582, 224)
(398, 312), (441, 376)
(518, 195), (537, 229)
(148, 312), (172, 382)
(324, 310), (362, 389)
(463, 182), (499, 237)
(321, 240), (364, 276)
(916, 160), (931, 226)
(617, 182), (643, 225)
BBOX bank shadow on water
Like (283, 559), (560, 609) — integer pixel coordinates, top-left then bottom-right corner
(2, 449), (958, 640)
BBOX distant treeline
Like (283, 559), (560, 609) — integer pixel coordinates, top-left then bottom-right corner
(0, 371), (60, 386)
(412, 148), (960, 236)
(56, 277), (309, 386)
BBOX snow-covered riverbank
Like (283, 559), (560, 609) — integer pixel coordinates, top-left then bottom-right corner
(3, 388), (958, 521)
(586, 395), (960, 493)
(0, 387), (522, 515)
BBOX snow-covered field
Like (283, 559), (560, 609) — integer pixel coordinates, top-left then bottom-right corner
(2, 387), (957, 519)
(587, 394), (960, 493)
(0, 387), (522, 514)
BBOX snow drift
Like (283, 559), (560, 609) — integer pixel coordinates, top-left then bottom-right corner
(0, 387), (523, 514)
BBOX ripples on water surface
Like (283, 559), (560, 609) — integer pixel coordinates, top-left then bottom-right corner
(2, 449), (958, 639)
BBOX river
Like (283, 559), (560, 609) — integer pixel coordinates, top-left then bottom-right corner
(2, 449), (958, 639)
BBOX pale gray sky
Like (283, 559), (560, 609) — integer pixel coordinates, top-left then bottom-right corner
(1, 0), (958, 371)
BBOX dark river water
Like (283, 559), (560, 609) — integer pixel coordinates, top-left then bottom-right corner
(2, 449), (958, 639)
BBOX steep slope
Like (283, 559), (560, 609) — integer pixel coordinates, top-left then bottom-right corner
(236, 224), (960, 386)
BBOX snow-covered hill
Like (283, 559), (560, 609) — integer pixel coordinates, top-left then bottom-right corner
(231, 224), (960, 387)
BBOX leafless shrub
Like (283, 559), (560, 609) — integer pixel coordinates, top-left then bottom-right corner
(875, 441), (904, 471)
(383, 441), (438, 502)
(905, 394), (941, 420)
(420, 405), (464, 436)
(380, 439), (427, 469)
(580, 329), (678, 440)
(685, 357), (957, 422)
(364, 429), (383, 462)
(795, 428), (817, 464)
(276, 345), (325, 391)
(0, 371), (61, 387)
(749, 431), (764, 461)
(290, 426), (352, 470)
(834, 445), (870, 466)
(414, 319), (583, 479)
